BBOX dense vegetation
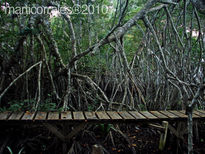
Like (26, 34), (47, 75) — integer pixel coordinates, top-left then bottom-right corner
(0, 0), (205, 112)
(0, 0), (205, 153)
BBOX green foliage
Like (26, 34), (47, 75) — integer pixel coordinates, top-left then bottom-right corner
(38, 95), (57, 111)
(39, 102), (57, 111)
(1, 0), (204, 112)
(99, 124), (114, 133)
(8, 103), (22, 112)
(87, 105), (94, 111)
(87, 98), (100, 111)
(138, 103), (147, 111)
(7, 96), (58, 112)
(57, 107), (64, 112)
(0, 107), (7, 113)
(8, 99), (35, 111)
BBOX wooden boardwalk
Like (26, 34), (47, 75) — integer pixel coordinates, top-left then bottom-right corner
(0, 110), (205, 123)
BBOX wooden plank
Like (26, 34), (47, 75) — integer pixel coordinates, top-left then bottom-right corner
(194, 110), (205, 118)
(3, 110), (205, 122)
(84, 112), (98, 120)
(61, 111), (72, 120)
(179, 110), (200, 118)
(34, 112), (47, 120)
(96, 111), (110, 120)
(188, 110), (199, 118)
(140, 111), (158, 119)
(196, 110), (205, 115)
(159, 111), (179, 118)
(128, 111), (146, 119)
(150, 111), (169, 119)
(22, 111), (36, 120)
(73, 112), (85, 120)
(8, 112), (24, 120)
(0, 112), (11, 120)
(47, 112), (59, 120)
(106, 111), (122, 120)
(118, 111), (135, 119)
(169, 111), (187, 118)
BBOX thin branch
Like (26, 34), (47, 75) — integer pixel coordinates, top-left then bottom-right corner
(0, 61), (42, 103)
